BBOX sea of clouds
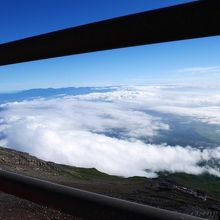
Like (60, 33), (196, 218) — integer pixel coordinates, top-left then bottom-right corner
(0, 85), (220, 178)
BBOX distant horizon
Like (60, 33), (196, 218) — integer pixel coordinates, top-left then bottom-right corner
(2, 80), (220, 94)
(0, 1), (219, 92)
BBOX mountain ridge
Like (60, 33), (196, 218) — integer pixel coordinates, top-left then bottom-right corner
(0, 86), (115, 103)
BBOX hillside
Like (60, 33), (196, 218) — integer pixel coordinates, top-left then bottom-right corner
(0, 146), (220, 220)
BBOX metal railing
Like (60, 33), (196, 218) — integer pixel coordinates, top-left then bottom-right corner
(0, 1), (220, 219)
(0, 169), (206, 220)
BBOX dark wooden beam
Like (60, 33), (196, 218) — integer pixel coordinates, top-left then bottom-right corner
(0, 0), (219, 66)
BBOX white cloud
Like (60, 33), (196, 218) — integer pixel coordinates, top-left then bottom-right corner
(177, 66), (220, 74)
(80, 85), (220, 125)
(0, 85), (220, 178)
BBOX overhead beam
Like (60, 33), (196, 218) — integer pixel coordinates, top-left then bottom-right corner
(0, 0), (220, 66)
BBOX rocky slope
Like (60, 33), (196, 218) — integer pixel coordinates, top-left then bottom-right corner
(0, 146), (220, 220)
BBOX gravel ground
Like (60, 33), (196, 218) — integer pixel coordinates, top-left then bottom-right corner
(0, 192), (82, 220)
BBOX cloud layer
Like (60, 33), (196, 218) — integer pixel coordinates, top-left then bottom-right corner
(0, 85), (220, 178)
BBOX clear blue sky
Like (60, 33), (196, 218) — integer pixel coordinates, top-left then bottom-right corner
(0, 0), (220, 92)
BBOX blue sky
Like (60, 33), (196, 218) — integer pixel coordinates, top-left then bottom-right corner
(0, 0), (220, 92)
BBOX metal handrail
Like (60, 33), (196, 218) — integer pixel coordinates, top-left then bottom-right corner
(0, 169), (206, 220)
